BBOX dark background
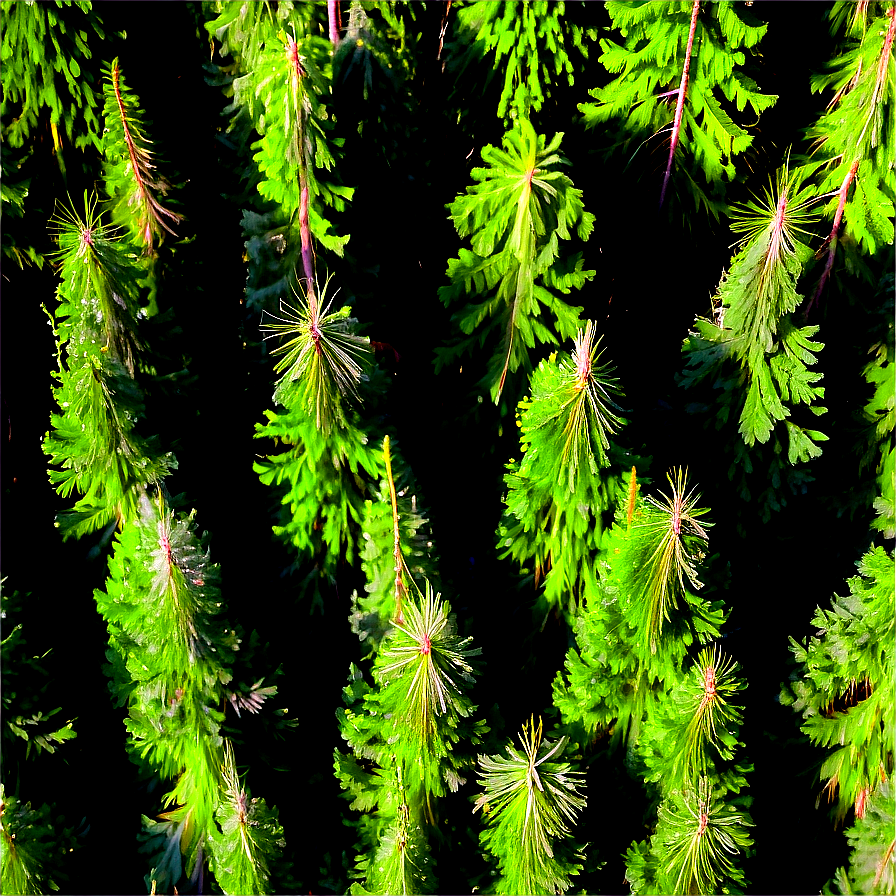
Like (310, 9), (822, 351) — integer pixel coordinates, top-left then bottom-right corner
(2, 2), (888, 894)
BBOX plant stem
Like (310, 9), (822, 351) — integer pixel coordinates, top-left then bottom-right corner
(328, 0), (341, 48)
(660, 0), (700, 211)
(805, 158), (858, 317)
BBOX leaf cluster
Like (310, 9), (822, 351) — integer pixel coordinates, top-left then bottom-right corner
(825, 778), (896, 896)
(336, 585), (484, 895)
(1, 584), (77, 765)
(626, 648), (754, 895)
(0, 784), (78, 896)
(101, 59), (182, 251)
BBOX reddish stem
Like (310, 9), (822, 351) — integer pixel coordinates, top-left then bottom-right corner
(111, 62), (179, 245)
(808, 8), (895, 316)
(806, 158), (859, 318)
(299, 183), (315, 300)
(659, 0), (700, 211)
(327, 0), (341, 47)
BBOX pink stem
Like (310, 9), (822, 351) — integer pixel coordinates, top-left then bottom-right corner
(659, 0), (700, 211)
(805, 159), (859, 317)
(299, 183), (316, 304)
(328, 0), (341, 47)
(806, 8), (894, 316)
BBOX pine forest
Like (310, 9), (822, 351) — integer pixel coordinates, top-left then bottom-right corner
(2, 2), (895, 894)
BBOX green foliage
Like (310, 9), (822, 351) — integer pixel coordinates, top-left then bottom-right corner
(248, 29), (351, 251)
(451, 1), (595, 123)
(783, 546), (895, 822)
(205, 1), (351, 315)
(498, 323), (627, 616)
(0, 0), (105, 156)
(254, 380), (384, 573)
(583, 0), (777, 216)
(346, 760), (435, 896)
(637, 647), (746, 793)
(350, 443), (439, 656)
(1, 585), (77, 763)
(101, 59), (181, 251)
(860, 272), (896, 536)
(627, 648), (753, 895)
(679, 164), (828, 523)
(473, 717), (586, 896)
(681, 165), (825, 452)
(553, 472), (726, 747)
(96, 491), (284, 891)
(0, 785), (77, 896)
(343, 584), (482, 807)
(626, 775), (753, 896)
(435, 118), (595, 402)
(206, 742), (287, 895)
(826, 779), (896, 896)
(96, 494), (237, 834)
(43, 196), (174, 538)
(337, 585), (482, 894)
(1, 144), (45, 269)
(263, 277), (371, 431)
(806, 4), (895, 259)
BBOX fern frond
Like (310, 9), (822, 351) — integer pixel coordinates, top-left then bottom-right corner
(102, 58), (182, 250)
(638, 468), (712, 655)
(499, 324), (628, 615)
(206, 741), (286, 895)
(376, 584), (478, 760)
(653, 776), (753, 896)
(474, 717), (586, 895)
(437, 119), (594, 403)
(783, 546), (895, 822)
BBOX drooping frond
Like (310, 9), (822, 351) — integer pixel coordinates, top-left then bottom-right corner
(0, 785), (77, 896)
(807, 4), (895, 273)
(783, 546), (895, 822)
(827, 779), (896, 896)
(375, 584), (480, 801)
(0, 1), (105, 155)
(474, 717), (586, 895)
(499, 324), (627, 615)
(435, 118), (595, 404)
(206, 741), (286, 895)
(582, 1), (777, 219)
(450, 1), (595, 123)
(637, 468), (712, 654)
(350, 761), (433, 896)
(44, 194), (174, 536)
(638, 645), (746, 793)
(102, 58), (181, 250)
(553, 485), (726, 748)
(680, 163), (828, 464)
